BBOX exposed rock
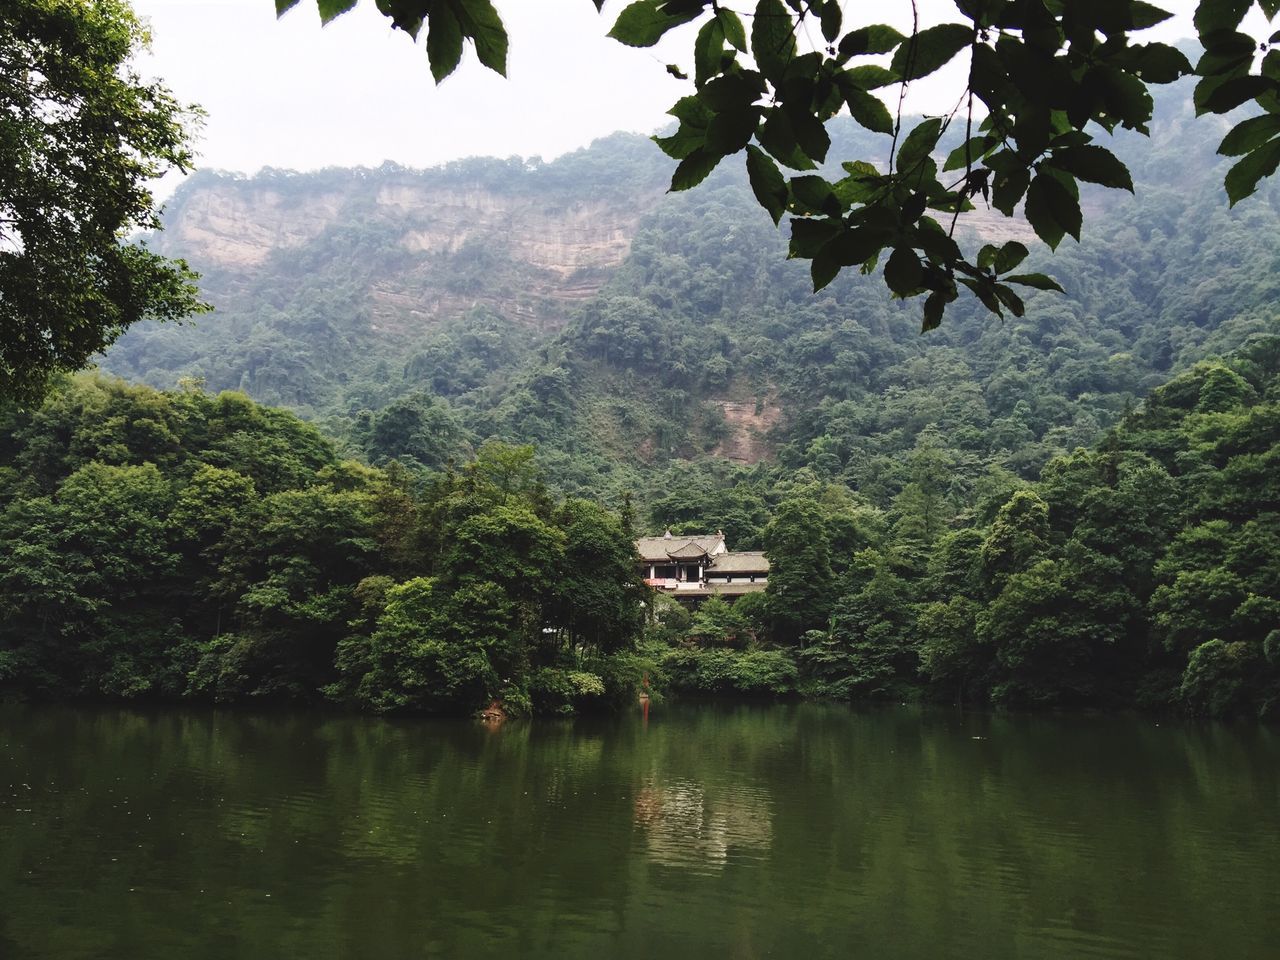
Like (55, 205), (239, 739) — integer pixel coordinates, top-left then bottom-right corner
(156, 174), (657, 338)
(712, 397), (783, 464)
(161, 185), (346, 268)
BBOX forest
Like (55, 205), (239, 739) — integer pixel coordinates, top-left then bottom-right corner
(0, 377), (646, 716)
(1, 79), (1277, 719)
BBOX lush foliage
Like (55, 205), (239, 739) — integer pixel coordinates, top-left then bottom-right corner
(650, 338), (1279, 718)
(290, 0), (1280, 327)
(0, 377), (645, 715)
(0, 0), (205, 401)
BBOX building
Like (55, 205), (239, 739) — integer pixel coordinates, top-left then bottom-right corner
(634, 530), (769, 601)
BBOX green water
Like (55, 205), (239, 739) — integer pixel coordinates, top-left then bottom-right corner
(1, 703), (1277, 959)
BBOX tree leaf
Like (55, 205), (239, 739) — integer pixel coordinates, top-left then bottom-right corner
(1194, 0), (1252, 36)
(994, 284), (1026, 317)
(819, 0), (842, 43)
(884, 247), (924, 296)
(890, 23), (972, 82)
(1225, 137), (1280, 205)
(609, 0), (699, 48)
(1052, 145), (1134, 191)
(1129, 2), (1175, 28)
(838, 24), (904, 58)
(1219, 115), (1280, 156)
(276, 0), (302, 16)
(695, 17), (726, 85)
(758, 108), (817, 170)
(426, 5), (464, 83)
(746, 145), (788, 224)
(374, 0), (424, 37)
(784, 105), (832, 164)
(788, 175), (840, 216)
(670, 148), (724, 191)
(317, 0), (357, 25)
(751, 0), (797, 81)
(921, 291), (947, 332)
(811, 250), (841, 292)
(943, 135), (993, 172)
(844, 64), (899, 89)
(790, 217), (842, 258)
(991, 168), (1030, 216)
(705, 104), (760, 154)
(846, 90), (893, 134)
(1122, 42), (1193, 84)
(718, 8), (748, 52)
(1024, 173), (1081, 249)
(1199, 75), (1276, 115)
(994, 241), (1029, 273)
(454, 0), (509, 76)
(1006, 272), (1066, 292)
(896, 117), (943, 174)
(959, 276), (1002, 316)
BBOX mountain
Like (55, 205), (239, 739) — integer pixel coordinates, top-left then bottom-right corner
(106, 135), (670, 416)
(102, 83), (1280, 520)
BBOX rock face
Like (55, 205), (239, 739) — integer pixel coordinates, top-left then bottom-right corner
(163, 179), (642, 282)
(159, 184), (348, 269)
(713, 397), (783, 464)
(154, 168), (660, 338)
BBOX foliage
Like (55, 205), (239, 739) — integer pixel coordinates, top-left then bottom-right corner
(104, 80), (1280, 530)
(0, 0), (205, 401)
(0, 376), (644, 715)
(290, 0), (1280, 327)
(660, 646), (798, 697)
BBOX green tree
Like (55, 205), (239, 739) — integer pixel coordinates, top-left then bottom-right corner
(980, 490), (1051, 594)
(688, 595), (752, 647)
(290, 0), (1280, 327)
(806, 558), (917, 698)
(917, 596), (986, 702)
(763, 497), (835, 644)
(1, 0), (205, 400)
(329, 577), (511, 714)
(549, 498), (646, 652)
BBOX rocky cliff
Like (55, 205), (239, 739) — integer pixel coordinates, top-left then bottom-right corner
(105, 135), (670, 409)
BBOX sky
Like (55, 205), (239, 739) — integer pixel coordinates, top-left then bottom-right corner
(132, 0), (1212, 190)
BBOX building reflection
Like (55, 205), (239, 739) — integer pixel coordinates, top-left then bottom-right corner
(633, 777), (772, 870)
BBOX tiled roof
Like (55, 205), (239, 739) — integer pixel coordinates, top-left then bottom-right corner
(708, 551), (770, 573)
(634, 532), (725, 562)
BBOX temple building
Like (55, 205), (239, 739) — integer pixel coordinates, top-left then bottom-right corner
(634, 530), (769, 601)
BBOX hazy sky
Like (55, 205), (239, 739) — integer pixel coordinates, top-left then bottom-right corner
(133, 0), (1209, 186)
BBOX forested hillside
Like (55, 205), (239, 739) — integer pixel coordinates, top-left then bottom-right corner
(104, 135), (670, 417)
(0, 377), (645, 715)
(34, 80), (1271, 719)
(105, 84), (1278, 512)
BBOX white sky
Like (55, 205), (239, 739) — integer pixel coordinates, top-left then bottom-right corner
(133, 0), (1210, 190)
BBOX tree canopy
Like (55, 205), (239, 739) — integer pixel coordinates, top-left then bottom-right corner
(0, 0), (206, 402)
(284, 0), (1280, 326)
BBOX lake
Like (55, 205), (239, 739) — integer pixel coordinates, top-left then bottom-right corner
(1, 702), (1277, 958)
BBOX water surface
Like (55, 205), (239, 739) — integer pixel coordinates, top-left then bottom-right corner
(2, 703), (1277, 958)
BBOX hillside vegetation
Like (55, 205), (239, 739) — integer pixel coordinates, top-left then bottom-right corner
(0, 377), (645, 715)
(16, 83), (1264, 718)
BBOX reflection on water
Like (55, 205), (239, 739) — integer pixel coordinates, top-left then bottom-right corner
(634, 777), (771, 871)
(0, 702), (1278, 959)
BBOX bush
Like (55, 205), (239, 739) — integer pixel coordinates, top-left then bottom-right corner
(660, 646), (797, 698)
(528, 667), (609, 715)
(1179, 639), (1262, 717)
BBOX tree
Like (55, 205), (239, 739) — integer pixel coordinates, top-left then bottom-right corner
(763, 496), (835, 643)
(285, 0), (1280, 328)
(1, 0), (206, 401)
